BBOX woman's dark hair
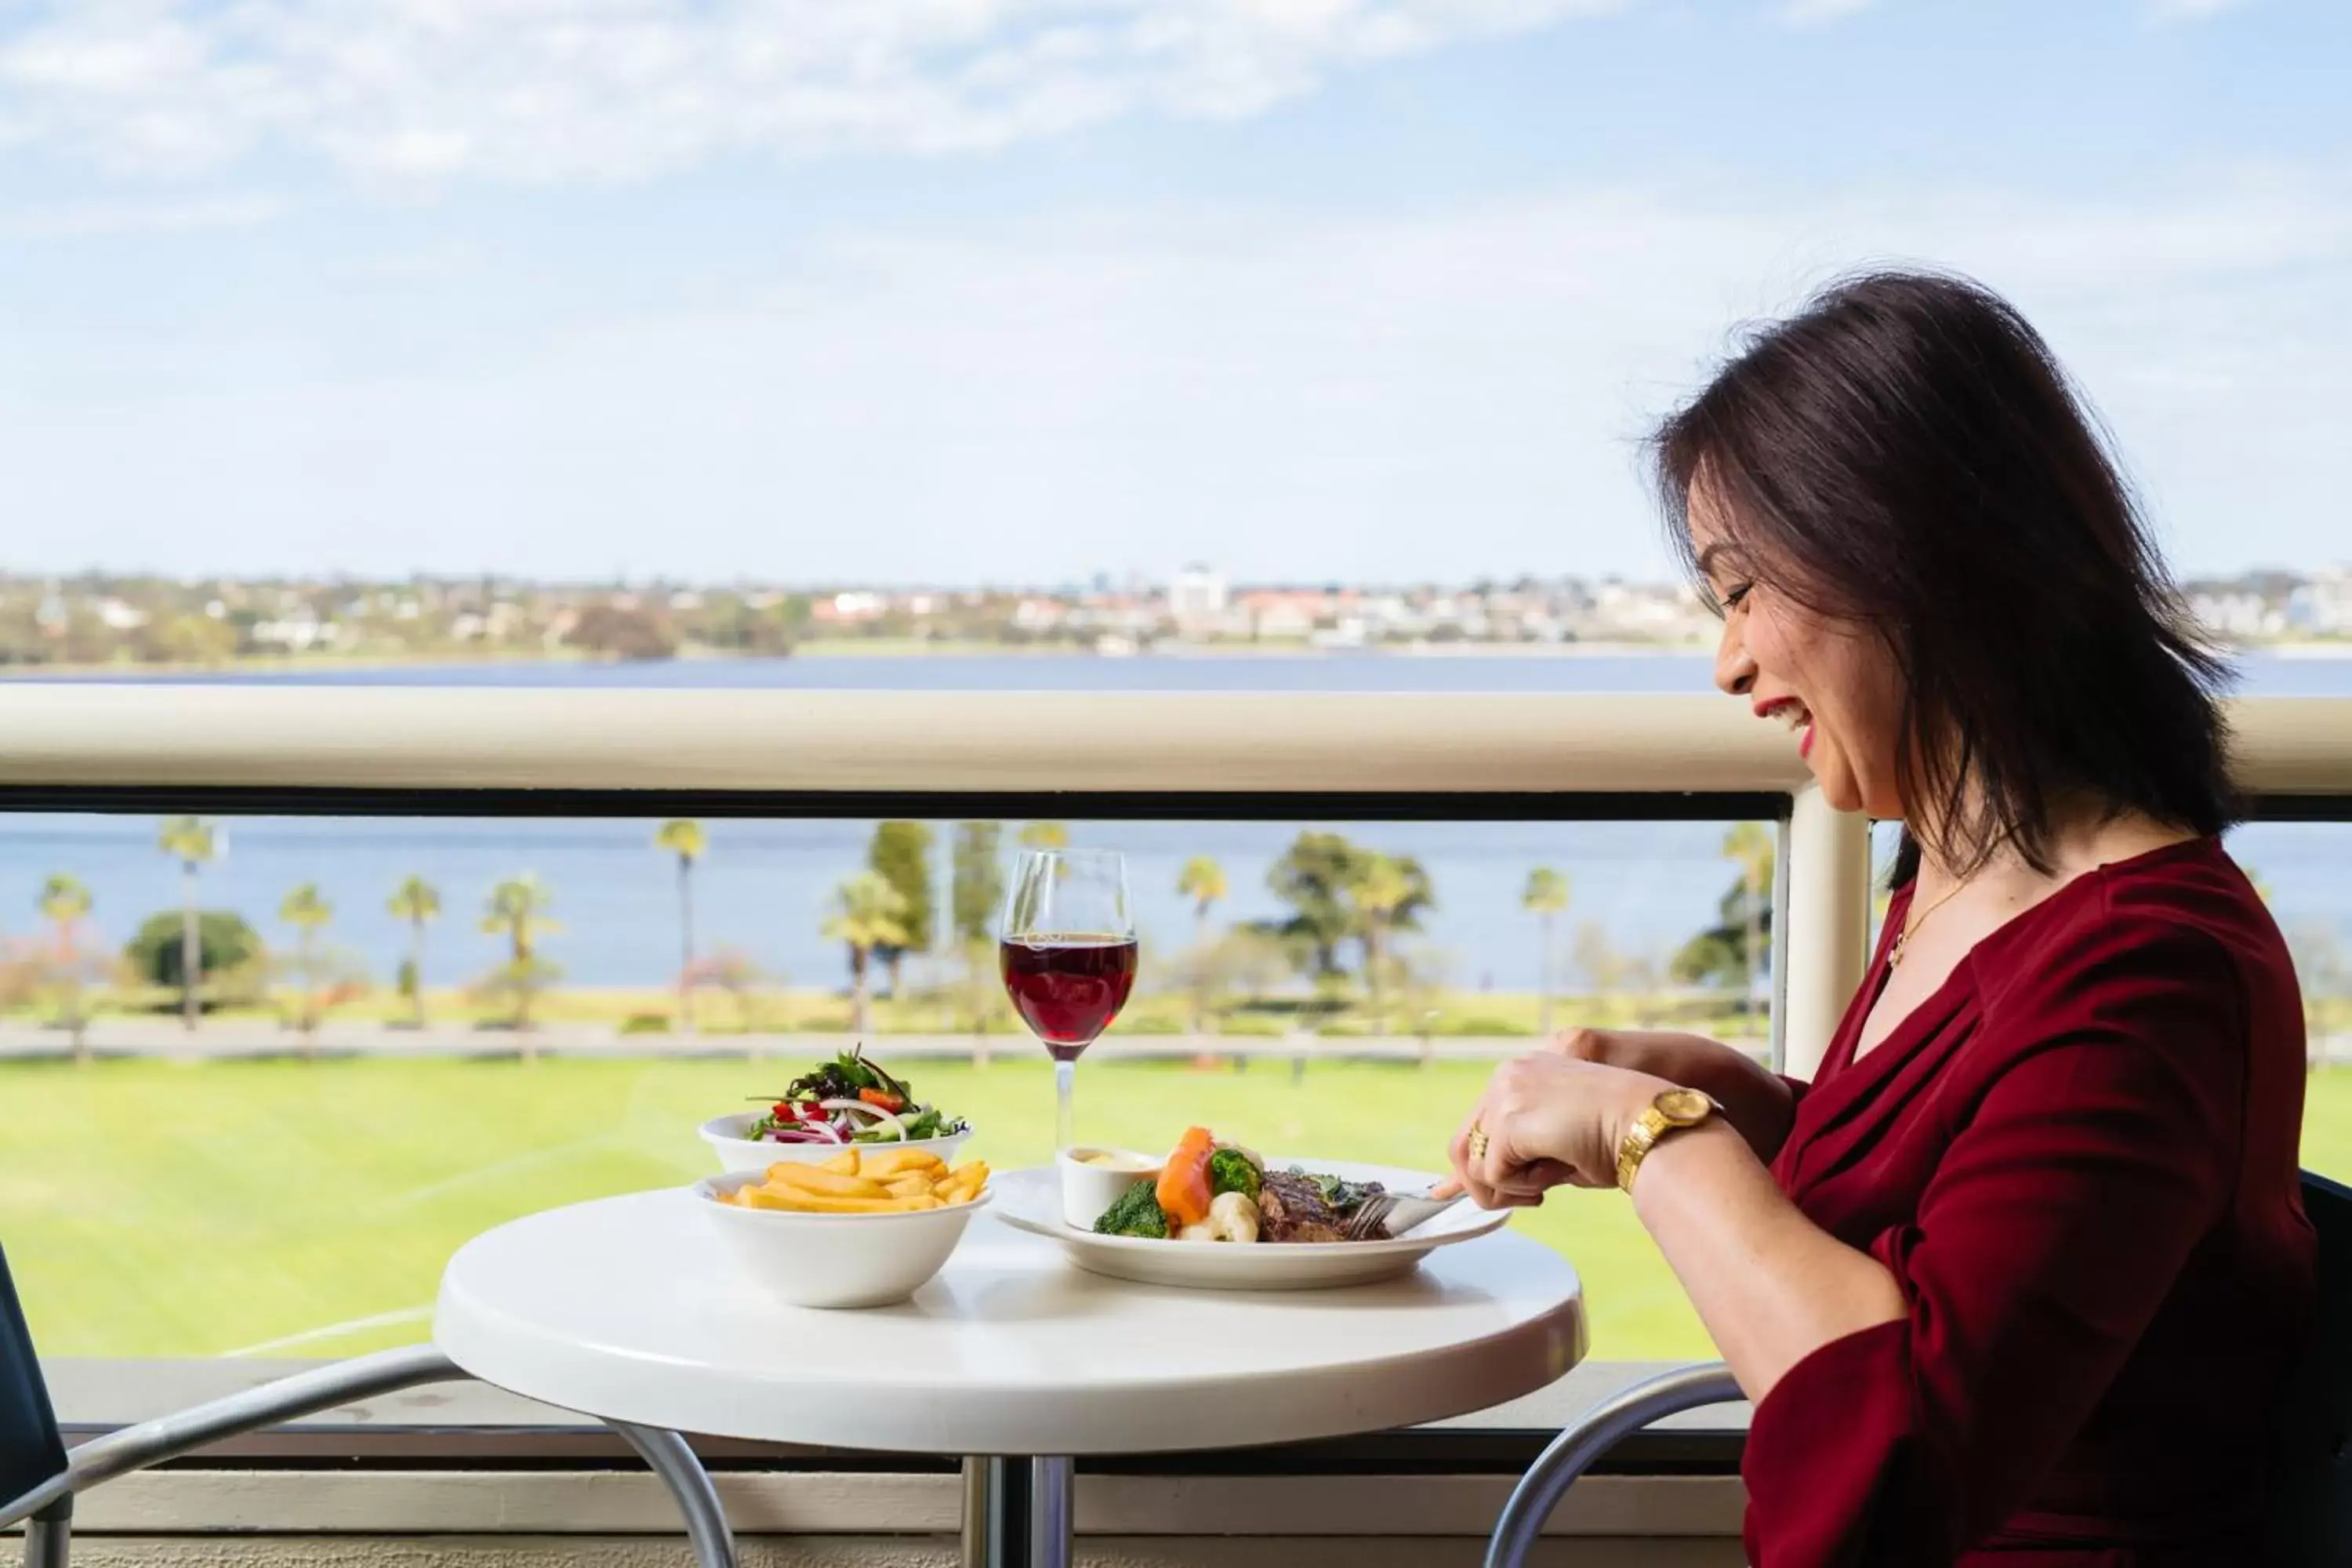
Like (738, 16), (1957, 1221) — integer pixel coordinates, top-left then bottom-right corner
(1652, 268), (2235, 880)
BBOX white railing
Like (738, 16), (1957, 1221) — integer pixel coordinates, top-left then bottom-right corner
(2, 686), (2345, 1079)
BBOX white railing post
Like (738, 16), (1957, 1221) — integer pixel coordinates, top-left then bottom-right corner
(1777, 785), (1872, 1080)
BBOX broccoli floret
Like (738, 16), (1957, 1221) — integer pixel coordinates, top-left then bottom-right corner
(1207, 1147), (1263, 1201)
(1092, 1180), (1171, 1239)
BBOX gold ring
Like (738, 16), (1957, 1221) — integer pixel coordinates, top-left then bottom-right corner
(1467, 1125), (1490, 1161)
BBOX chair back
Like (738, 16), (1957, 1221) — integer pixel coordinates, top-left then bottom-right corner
(2264, 1171), (2352, 1563)
(0, 1242), (67, 1512)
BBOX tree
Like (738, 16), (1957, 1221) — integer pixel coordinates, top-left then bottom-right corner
(1178, 856), (1228, 946)
(1722, 822), (1775, 1017)
(951, 822), (1006, 943)
(564, 603), (678, 660)
(867, 821), (936, 996)
(1675, 828), (1776, 1013)
(1521, 866), (1570, 1039)
(157, 816), (218, 1029)
(1265, 831), (1385, 979)
(2287, 920), (2350, 1069)
(125, 910), (261, 995)
(1164, 927), (1290, 1043)
(1345, 852), (1429, 1033)
(387, 875), (441, 1027)
(1572, 921), (1628, 1020)
(1389, 941), (1457, 1068)
(278, 883), (333, 1049)
(1177, 855), (1231, 1040)
(822, 871), (911, 1037)
(655, 820), (706, 1030)
(951, 822), (1007, 1066)
(481, 875), (561, 1036)
(696, 946), (778, 1036)
(38, 874), (94, 1064)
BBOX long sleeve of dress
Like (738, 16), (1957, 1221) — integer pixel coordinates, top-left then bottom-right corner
(1740, 920), (2250, 1566)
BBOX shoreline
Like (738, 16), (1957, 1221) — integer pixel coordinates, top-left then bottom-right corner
(7, 638), (2337, 681)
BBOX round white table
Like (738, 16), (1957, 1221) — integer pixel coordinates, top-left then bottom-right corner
(434, 1186), (1586, 1568)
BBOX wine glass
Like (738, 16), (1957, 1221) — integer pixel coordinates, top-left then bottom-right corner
(999, 848), (1138, 1155)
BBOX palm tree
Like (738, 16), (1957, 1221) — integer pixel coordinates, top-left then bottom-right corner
(1018, 821), (1071, 851)
(38, 873), (93, 1065)
(655, 819), (706, 1032)
(279, 883), (332, 1050)
(1345, 854), (1417, 1034)
(482, 875), (560, 1035)
(156, 816), (218, 1030)
(387, 875), (441, 1027)
(822, 870), (911, 1037)
(1521, 866), (1569, 1039)
(1723, 822), (1775, 1020)
(1177, 855), (1229, 1047)
(1178, 855), (1227, 946)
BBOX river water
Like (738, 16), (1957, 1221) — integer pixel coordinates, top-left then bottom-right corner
(5, 652), (2344, 995)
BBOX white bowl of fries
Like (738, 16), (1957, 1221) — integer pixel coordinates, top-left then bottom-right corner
(699, 1145), (993, 1309)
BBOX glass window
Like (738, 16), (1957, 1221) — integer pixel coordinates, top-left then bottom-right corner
(0, 810), (1780, 1365)
(2238, 822), (2352, 1185)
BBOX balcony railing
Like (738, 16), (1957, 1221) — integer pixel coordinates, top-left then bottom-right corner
(3, 685), (2344, 1080)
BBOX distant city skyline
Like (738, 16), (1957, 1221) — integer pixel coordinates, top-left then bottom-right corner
(2, 1), (2346, 583)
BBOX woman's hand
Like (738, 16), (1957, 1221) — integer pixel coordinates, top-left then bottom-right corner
(1542, 1025), (1801, 1166)
(1439, 1052), (1677, 1208)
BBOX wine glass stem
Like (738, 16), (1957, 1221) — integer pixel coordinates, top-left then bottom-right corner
(1054, 1057), (1076, 1153)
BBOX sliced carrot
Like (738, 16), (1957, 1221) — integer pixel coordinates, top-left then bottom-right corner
(1156, 1126), (1218, 1228)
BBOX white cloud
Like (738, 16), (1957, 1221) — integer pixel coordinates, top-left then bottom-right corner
(3, 191), (284, 238)
(5, 169), (2344, 580)
(1778, 0), (1875, 28)
(0, 0), (1628, 184)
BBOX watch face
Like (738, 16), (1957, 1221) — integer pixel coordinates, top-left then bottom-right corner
(1655, 1087), (1712, 1125)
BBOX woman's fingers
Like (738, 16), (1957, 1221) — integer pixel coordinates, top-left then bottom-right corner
(1443, 1103), (1500, 1207)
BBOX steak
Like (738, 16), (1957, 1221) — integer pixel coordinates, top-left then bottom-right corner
(1256, 1169), (1350, 1244)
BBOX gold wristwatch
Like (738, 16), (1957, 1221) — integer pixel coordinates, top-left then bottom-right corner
(1616, 1087), (1719, 1192)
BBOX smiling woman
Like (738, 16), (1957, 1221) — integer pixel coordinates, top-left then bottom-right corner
(1655, 269), (2237, 883)
(1446, 270), (2316, 1566)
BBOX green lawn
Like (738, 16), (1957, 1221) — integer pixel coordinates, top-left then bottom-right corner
(7, 1055), (2351, 1363)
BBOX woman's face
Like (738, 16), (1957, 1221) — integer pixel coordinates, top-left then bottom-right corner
(1689, 485), (1907, 818)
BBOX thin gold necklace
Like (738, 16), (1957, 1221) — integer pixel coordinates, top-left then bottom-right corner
(1887, 827), (2018, 970)
(1886, 877), (1967, 969)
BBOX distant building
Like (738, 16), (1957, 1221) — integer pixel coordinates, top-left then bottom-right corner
(1240, 589), (1327, 641)
(811, 591), (885, 625)
(1171, 564), (1229, 624)
(249, 607), (336, 650)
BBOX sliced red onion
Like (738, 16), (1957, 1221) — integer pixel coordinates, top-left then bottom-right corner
(760, 1120), (847, 1145)
(818, 1097), (910, 1142)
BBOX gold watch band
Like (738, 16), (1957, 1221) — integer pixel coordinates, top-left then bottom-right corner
(1616, 1087), (1718, 1192)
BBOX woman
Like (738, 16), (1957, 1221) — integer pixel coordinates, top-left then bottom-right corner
(1445, 270), (2314, 1565)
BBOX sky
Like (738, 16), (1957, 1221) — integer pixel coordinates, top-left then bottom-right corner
(0, 0), (2345, 586)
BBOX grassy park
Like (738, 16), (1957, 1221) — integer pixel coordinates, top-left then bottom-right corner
(9, 1054), (2352, 1363)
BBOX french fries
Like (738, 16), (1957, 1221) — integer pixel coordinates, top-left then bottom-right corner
(720, 1147), (990, 1214)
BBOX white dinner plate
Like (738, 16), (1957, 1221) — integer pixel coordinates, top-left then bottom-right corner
(991, 1159), (1510, 1291)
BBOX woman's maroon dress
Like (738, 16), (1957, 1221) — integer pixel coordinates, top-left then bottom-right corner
(1745, 838), (2316, 1565)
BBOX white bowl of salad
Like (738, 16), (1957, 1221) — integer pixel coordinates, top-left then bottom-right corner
(699, 1046), (971, 1173)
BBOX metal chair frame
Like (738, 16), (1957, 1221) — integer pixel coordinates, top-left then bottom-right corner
(1489, 1174), (2352, 1566)
(1483, 1362), (1741, 1568)
(0, 1345), (738, 1568)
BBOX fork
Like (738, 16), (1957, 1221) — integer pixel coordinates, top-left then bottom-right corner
(1342, 1187), (1465, 1241)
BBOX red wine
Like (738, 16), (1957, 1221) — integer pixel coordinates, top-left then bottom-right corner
(1000, 935), (1139, 1059)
